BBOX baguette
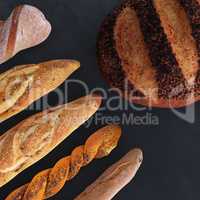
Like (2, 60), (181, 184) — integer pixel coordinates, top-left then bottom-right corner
(5, 125), (121, 200)
(75, 148), (143, 200)
(0, 93), (102, 188)
(0, 5), (51, 64)
(0, 59), (80, 122)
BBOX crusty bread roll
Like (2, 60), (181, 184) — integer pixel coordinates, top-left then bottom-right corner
(0, 93), (102, 188)
(0, 59), (80, 122)
(5, 125), (121, 200)
(0, 5), (51, 64)
(75, 148), (143, 200)
(97, 0), (200, 108)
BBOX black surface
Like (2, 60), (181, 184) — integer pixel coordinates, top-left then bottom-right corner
(1, 0), (200, 199)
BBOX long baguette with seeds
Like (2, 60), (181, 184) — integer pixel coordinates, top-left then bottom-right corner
(75, 148), (143, 200)
(0, 93), (102, 187)
(0, 59), (80, 122)
(0, 5), (51, 64)
(97, 0), (200, 108)
(5, 125), (121, 200)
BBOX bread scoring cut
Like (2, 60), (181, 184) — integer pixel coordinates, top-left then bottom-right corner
(114, 7), (157, 98)
(97, 0), (200, 107)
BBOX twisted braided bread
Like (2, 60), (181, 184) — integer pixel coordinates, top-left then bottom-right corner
(5, 125), (121, 200)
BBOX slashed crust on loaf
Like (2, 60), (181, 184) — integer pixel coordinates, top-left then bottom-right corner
(75, 149), (143, 200)
(0, 5), (51, 64)
(154, 0), (199, 86)
(97, 0), (200, 107)
(0, 59), (80, 122)
(0, 94), (102, 187)
(0, 65), (38, 114)
(114, 7), (157, 98)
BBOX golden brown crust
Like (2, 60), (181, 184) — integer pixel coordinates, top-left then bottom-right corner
(114, 7), (157, 98)
(75, 148), (143, 200)
(0, 59), (80, 122)
(0, 94), (102, 187)
(0, 5), (51, 64)
(154, 0), (199, 85)
(97, 0), (200, 108)
(5, 125), (121, 200)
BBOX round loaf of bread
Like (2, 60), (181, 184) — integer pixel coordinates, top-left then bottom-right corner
(97, 0), (200, 108)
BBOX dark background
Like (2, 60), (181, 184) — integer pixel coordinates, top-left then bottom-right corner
(1, 0), (200, 199)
